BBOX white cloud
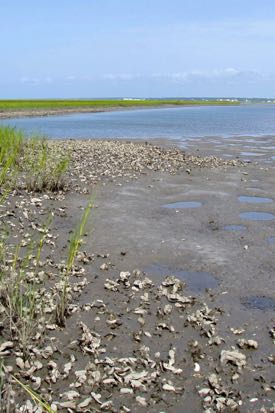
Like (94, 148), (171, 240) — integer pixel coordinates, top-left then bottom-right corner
(151, 68), (263, 83)
(66, 75), (76, 81)
(20, 76), (40, 85)
(19, 76), (53, 85)
(102, 73), (141, 81)
(45, 76), (53, 84)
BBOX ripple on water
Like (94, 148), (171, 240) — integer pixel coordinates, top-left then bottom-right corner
(223, 225), (246, 231)
(144, 264), (218, 293)
(241, 296), (275, 311)
(238, 195), (273, 204)
(239, 211), (275, 221)
(162, 201), (202, 209)
(240, 152), (264, 157)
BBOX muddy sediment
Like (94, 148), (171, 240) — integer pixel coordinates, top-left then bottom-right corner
(0, 104), (188, 119)
(1, 138), (274, 412)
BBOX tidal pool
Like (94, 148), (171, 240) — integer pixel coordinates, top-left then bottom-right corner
(144, 264), (218, 293)
(224, 225), (246, 231)
(240, 211), (275, 221)
(241, 296), (275, 311)
(238, 196), (273, 204)
(240, 152), (263, 157)
(162, 201), (202, 209)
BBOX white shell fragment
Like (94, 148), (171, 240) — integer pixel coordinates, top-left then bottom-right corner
(220, 350), (246, 370)
(237, 339), (258, 349)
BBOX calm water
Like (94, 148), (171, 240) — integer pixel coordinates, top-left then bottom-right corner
(1, 105), (275, 140)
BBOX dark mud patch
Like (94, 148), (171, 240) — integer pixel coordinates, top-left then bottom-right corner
(144, 264), (219, 293)
(241, 295), (275, 311)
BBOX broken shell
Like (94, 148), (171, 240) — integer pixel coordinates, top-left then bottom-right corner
(237, 339), (258, 349)
(220, 349), (246, 370)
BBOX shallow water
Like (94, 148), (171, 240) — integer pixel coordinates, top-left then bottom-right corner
(240, 151), (263, 157)
(1, 105), (275, 140)
(224, 225), (246, 231)
(162, 201), (202, 209)
(241, 296), (275, 311)
(239, 211), (275, 221)
(144, 264), (218, 292)
(238, 196), (273, 204)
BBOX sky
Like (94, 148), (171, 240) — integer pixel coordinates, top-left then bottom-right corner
(1, 0), (275, 98)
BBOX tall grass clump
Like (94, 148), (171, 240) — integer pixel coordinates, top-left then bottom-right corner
(0, 126), (69, 193)
(0, 125), (93, 409)
(0, 127), (24, 193)
(0, 199), (93, 409)
(56, 198), (93, 326)
(23, 137), (69, 192)
(0, 231), (49, 359)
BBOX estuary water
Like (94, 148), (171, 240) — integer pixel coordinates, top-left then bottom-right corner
(1, 104), (275, 141)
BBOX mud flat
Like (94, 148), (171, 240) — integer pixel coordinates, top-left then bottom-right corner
(1, 138), (274, 412)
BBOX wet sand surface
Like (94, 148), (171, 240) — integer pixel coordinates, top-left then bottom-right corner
(1, 137), (274, 412)
(84, 146), (275, 411)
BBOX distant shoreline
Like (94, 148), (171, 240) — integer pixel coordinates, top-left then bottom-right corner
(0, 99), (240, 119)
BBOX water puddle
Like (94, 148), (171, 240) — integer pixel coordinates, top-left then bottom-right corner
(238, 195), (273, 204)
(240, 152), (264, 156)
(267, 236), (275, 244)
(241, 296), (275, 311)
(223, 225), (246, 231)
(144, 264), (218, 293)
(240, 211), (275, 221)
(244, 188), (263, 193)
(272, 156), (275, 161)
(162, 201), (202, 209)
(240, 152), (263, 157)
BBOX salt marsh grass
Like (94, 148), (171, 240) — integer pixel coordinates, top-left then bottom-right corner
(0, 126), (69, 192)
(23, 137), (69, 192)
(0, 126), (92, 409)
(0, 127), (23, 189)
(12, 376), (56, 413)
(56, 198), (93, 326)
(0, 98), (239, 113)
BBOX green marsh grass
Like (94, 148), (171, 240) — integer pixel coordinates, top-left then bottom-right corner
(1, 237), (45, 359)
(0, 126), (69, 192)
(0, 127), (23, 192)
(23, 137), (70, 192)
(56, 198), (93, 326)
(12, 375), (56, 413)
(0, 126), (93, 408)
(0, 98), (240, 113)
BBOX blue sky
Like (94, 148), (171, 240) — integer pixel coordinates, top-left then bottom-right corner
(1, 0), (275, 98)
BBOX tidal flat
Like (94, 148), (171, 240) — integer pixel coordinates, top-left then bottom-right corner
(0, 129), (275, 412)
